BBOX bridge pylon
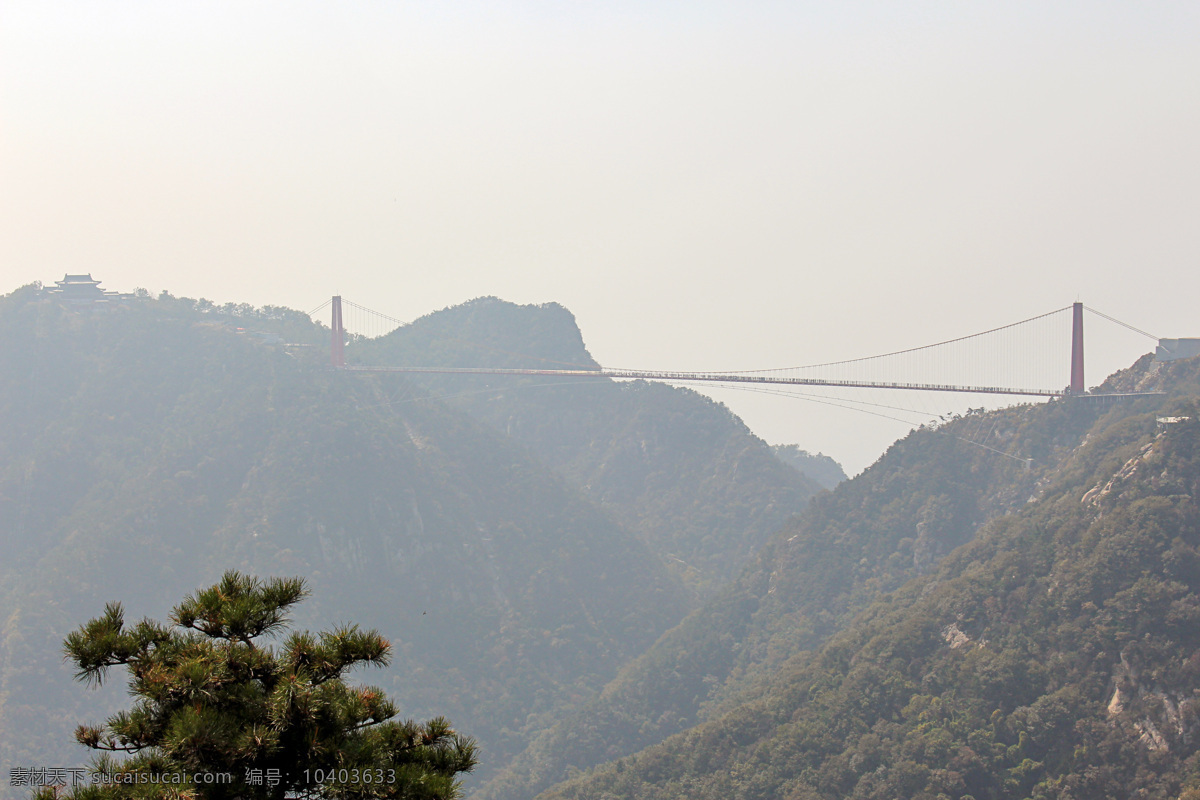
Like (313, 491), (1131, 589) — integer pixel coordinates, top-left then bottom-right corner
(1070, 301), (1084, 394)
(331, 296), (345, 368)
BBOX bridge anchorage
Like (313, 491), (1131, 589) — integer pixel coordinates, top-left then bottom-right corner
(315, 297), (1166, 401)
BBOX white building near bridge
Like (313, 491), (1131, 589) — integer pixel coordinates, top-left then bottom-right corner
(1156, 339), (1200, 361)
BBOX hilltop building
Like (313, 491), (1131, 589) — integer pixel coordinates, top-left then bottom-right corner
(1156, 339), (1200, 362)
(43, 274), (131, 305)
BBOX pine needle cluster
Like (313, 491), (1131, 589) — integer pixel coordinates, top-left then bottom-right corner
(42, 571), (476, 800)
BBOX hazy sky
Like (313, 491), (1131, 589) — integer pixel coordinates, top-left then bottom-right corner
(3, 2), (1198, 471)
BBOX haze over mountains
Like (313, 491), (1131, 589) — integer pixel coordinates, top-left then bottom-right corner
(0, 286), (823, 795)
(355, 298), (829, 595)
(2, 283), (1198, 800)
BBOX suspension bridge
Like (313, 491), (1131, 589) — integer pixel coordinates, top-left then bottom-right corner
(307, 297), (1166, 400)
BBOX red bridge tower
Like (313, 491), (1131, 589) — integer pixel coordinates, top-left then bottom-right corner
(1070, 301), (1084, 394)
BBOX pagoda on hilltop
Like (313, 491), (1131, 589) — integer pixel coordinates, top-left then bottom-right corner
(44, 274), (129, 304)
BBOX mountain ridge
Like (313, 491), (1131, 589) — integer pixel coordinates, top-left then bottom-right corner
(533, 355), (1200, 799)
(359, 296), (825, 596)
(0, 287), (829, 798)
(479, 353), (1189, 800)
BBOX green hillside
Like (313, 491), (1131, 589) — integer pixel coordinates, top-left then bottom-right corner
(357, 298), (824, 595)
(478, 356), (1187, 800)
(538, 357), (1200, 799)
(0, 288), (691, 791)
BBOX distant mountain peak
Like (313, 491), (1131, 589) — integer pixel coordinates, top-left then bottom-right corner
(377, 296), (597, 371)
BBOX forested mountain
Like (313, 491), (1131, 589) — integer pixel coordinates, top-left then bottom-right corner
(532, 356), (1200, 799)
(475, 355), (1187, 800)
(477, 384), (1108, 800)
(0, 287), (829, 799)
(0, 287), (693, 791)
(20, 283), (1190, 800)
(357, 298), (824, 595)
(772, 445), (848, 490)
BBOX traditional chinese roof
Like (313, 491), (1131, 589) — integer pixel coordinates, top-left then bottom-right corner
(54, 273), (102, 288)
(45, 273), (127, 303)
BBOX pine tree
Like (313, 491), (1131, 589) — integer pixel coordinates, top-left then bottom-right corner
(42, 571), (476, 799)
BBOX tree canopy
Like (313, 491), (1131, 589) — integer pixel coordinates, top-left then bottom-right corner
(42, 571), (476, 800)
